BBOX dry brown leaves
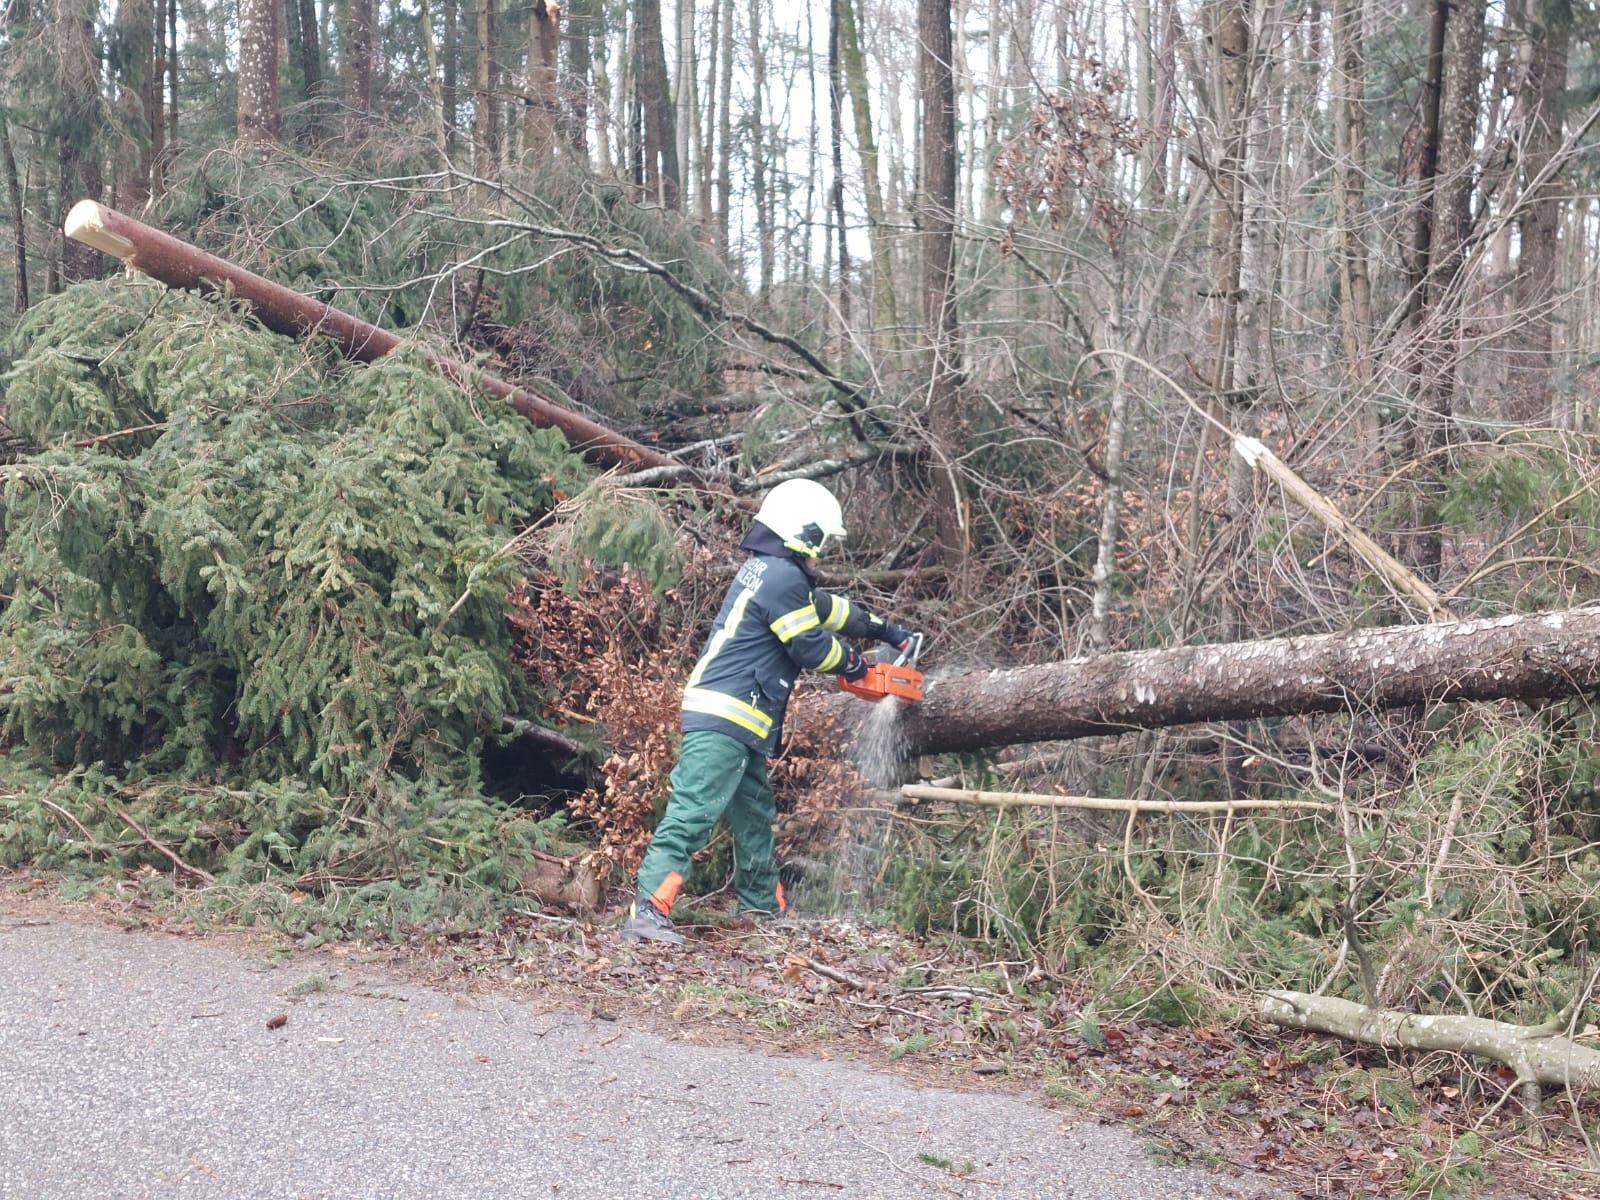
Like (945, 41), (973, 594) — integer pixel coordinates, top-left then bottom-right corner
(509, 558), (865, 877)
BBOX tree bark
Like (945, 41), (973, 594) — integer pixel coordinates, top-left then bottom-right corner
(916, 0), (967, 570)
(857, 605), (1600, 757)
(55, 0), (104, 286)
(1403, 0), (1485, 581)
(414, 0), (447, 159)
(839, 0), (899, 349)
(1, 119), (27, 311)
(635, 0), (679, 208)
(291, 0), (323, 142)
(673, 0), (694, 208)
(748, 0), (771, 291)
(563, 0), (592, 158)
(343, 0), (374, 140)
(63, 201), (684, 473)
(715, 0), (734, 259)
(112, 0), (160, 203)
(474, 0), (498, 177)
(442, 0), (459, 146)
(1331, 0), (1373, 399)
(524, 0), (560, 162)
(238, 0), (281, 143)
(1261, 991), (1600, 1091)
(829, 0), (851, 330)
(1504, 0), (1571, 423)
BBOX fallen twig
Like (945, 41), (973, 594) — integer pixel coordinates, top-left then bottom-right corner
(788, 953), (868, 992)
(901, 784), (1351, 815)
(114, 807), (216, 883)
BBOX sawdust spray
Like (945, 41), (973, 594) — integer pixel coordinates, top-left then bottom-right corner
(816, 695), (911, 914)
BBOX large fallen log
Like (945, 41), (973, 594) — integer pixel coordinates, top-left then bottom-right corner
(875, 606), (1600, 758)
(63, 200), (684, 475)
(1261, 991), (1600, 1091)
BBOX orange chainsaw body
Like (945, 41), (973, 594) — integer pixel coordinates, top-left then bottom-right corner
(839, 634), (925, 703)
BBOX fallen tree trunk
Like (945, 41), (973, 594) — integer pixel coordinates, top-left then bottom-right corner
(63, 200), (683, 475)
(868, 606), (1600, 757)
(1261, 991), (1600, 1090)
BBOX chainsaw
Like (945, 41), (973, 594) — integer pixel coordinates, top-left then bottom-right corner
(840, 632), (925, 703)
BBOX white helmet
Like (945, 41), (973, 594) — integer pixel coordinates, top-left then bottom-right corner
(754, 478), (847, 558)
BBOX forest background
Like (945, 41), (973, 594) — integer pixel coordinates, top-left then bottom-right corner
(6, 0), (1600, 1185)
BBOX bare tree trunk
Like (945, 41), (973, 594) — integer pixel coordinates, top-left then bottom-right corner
(829, 0), (851, 331)
(860, 605), (1600, 758)
(840, 0), (900, 350)
(674, 0), (694, 208)
(523, 0), (560, 161)
(699, 0), (720, 227)
(716, 0), (735, 258)
(917, 0), (968, 571)
(292, 0), (325, 143)
(415, 0), (447, 159)
(1088, 283), (1131, 653)
(1406, 0), (1486, 581)
(55, 0), (104, 285)
(1503, 0), (1571, 422)
(343, 0), (374, 140)
(563, 0), (592, 158)
(1331, 0), (1373, 397)
(474, 0), (498, 177)
(749, 0), (771, 291)
(167, 0), (179, 148)
(635, 0), (679, 208)
(113, 0), (159, 204)
(442, 0), (459, 146)
(238, 0), (281, 143)
(1, 119), (28, 311)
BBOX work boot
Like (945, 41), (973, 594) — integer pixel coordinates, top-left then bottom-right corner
(620, 895), (685, 945)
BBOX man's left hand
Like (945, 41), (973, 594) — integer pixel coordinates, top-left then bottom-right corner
(882, 622), (917, 650)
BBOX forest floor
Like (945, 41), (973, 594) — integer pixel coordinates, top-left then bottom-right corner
(4, 868), (1598, 1200)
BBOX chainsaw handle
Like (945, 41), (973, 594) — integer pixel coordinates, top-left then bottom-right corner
(894, 632), (924, 669)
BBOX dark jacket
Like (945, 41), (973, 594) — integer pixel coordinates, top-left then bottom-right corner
(680, 523), (889, 753)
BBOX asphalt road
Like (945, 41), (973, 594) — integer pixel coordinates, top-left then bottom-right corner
(0, 910), (1285, 1200)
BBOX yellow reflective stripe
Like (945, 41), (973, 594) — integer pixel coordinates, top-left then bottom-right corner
(821, 595), (851, 631)
(769, 605), (820, 643)
(682, 687), (773, 738)
(687, 588), (756, 688)
(817, 639), (843, 671)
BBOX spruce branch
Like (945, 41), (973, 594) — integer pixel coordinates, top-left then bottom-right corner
(427, 195), (891, 442)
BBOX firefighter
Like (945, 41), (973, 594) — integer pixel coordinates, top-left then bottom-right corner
(621, 477), (917, 944)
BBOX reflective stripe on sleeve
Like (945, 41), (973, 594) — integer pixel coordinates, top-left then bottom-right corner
(769, 605), (821, 643)
(681, 687), (774, 738)
(821, 595), (851, 631)
(817, 639), (844, 671)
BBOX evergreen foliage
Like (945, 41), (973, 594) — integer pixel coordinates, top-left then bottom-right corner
(0, 277), (601, 902)
(144, 149), (732, 416)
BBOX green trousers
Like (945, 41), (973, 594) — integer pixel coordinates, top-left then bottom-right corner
(635, 729), (784, 915)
